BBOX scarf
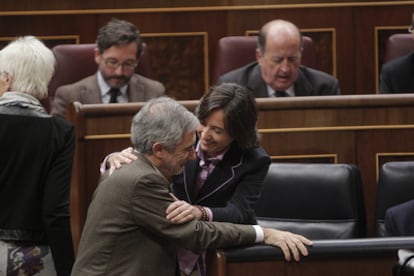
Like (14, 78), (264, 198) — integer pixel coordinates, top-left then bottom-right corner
(0, 92), (48, 117)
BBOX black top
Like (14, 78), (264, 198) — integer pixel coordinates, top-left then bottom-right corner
(0, 113), (75, 275)
(173, 142), (271, 225)
(380, 52), (414, 93)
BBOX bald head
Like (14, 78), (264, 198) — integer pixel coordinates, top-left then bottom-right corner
(258, 19), (303, 55)
(255, 19), (303, 91)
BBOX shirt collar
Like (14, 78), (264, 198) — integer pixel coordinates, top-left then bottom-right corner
(97, 70), (128, 98)
(196, 141), (227, 167)
(267, 84), (295, 97)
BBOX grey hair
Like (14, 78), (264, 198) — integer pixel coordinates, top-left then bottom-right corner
(131, 97), (199, 154)
(0, 36), (55, 100)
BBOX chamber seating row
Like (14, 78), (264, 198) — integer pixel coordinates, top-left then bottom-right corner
(254, 163), (366, 239)
(46, 36), (315, 113)
(254, 161), (414, 240)
(205, 161), (414, 276)
(45, 32), (414, 112)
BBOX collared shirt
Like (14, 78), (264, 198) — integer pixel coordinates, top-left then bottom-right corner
(195, 142), (227, 185)
(183, 143), (264, 275)
(97, 71), (129, 103)
(195, 141), (228, 221)
(267, 84), (295, 97)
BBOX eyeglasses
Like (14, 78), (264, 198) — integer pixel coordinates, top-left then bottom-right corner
(101, 56), (137, 72)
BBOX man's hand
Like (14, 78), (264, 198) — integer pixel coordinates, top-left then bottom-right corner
(107, 147), (137, 175)
(166, 193), (202, 223)
(263, 228), (312, 262)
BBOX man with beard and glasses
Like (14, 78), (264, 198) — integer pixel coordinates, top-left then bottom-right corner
(51, 18), (165, 117)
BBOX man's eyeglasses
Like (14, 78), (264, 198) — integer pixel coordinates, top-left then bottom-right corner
(101, 56), (137, 72)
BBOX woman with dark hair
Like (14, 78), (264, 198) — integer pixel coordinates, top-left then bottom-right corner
(169, 83), (269, 225)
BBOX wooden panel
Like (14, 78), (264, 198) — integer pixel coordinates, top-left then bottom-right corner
(228, 261), (285, 276)
(0, 35), (79, 49)
(142, 32), (208, 100)
(209, 238), (414, 276)
(302, 29), (336, 77)
(223, 256), (396, 276)
(1, 3), (414, 98)
(221, 257), (395, 276)
(261, 131), (354, 163)
(0, 0), (408, 11)
(375, 26), (410, 93)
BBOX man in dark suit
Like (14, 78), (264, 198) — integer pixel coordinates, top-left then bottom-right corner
(51, 18), (165, 117)
(385, 199), (414, 236)
(379, 13), (414, 94)
(217, 19), (340, 97)
(379, 53), (414, 93)
(71, 97), (312, 275)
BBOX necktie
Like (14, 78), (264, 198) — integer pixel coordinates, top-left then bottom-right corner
(275, 90), (288, 97)
(177, 158), (219, 276)
(195, 157), (220, 195)
(108, 88), (120, 103)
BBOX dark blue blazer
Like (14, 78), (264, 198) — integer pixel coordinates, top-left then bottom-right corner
(385, 199), (414, 236)
(217, 62), (340, 97)
(380, 52), (414, 93)
(172, 142), (270, 225)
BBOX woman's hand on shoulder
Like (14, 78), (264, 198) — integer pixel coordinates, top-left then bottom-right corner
(107, 147), (137, 175)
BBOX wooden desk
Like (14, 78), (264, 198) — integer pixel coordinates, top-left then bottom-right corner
(67, 94), (414, 251)
(207, 237), (414, 276)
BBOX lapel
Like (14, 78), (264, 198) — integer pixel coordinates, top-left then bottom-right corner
(80, 74), (103, 103)
(183, 157), (201, 203)
(128, 74), (146, 102)
(294, 67), (314, 96)
(194, 143), (243, 203)
(247, 63), (269, 98)
(79, 74), (146, 103)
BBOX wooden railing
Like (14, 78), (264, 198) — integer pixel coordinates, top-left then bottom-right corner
(206, 237), (414, 276)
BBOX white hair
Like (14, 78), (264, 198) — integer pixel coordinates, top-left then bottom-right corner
(0, 36), (55, 99)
